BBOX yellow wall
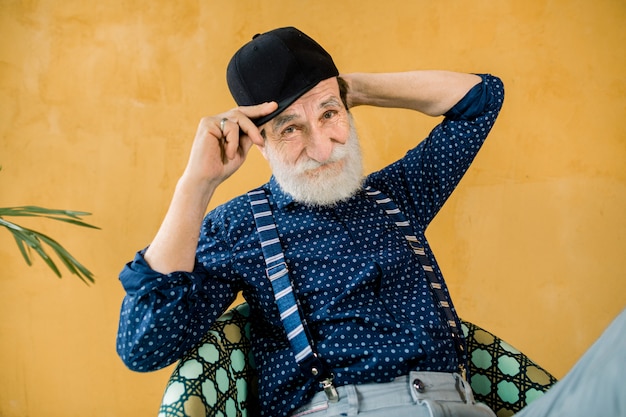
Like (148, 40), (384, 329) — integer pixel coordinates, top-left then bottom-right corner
(1, 1), (624, 416)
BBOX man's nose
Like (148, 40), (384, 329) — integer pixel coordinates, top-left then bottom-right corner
(305, 128), (335, 163)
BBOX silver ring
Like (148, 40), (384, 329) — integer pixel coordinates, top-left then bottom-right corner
(219, 118), (228, 134)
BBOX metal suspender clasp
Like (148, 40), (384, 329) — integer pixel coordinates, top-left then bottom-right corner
(459, 363), (467, 382)
(311, 358), (338, 402)
(321, 377), (339, 403)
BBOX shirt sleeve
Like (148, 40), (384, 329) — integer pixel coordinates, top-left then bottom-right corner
(116, 241), (238, 371)
(372, 74), (505, 231)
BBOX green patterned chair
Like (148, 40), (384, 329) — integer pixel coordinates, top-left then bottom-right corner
(158, 303), (557, 417)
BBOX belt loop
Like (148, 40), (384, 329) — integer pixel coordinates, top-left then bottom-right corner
(455, 372), (475, 404)
(346, 385), (359, 416)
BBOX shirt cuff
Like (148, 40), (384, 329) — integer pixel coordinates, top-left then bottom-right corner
(119, 249), (204, 295)
(444, 74), (489, 121)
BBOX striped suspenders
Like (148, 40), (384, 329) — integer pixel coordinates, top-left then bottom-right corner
(247, 186), (467, 400)
(247, 189), (339, 402)
(364, 186), (467, 378)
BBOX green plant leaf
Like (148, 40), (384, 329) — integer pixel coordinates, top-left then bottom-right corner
(38, 233), (94, 283)
(13, 232), (33, 266)
(29, 241), (63, 278)
(0, 206), (100, 229)
(0, 207), (98, 284)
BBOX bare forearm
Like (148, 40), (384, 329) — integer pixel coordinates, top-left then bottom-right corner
(342, 71), (481, 116)
(144, 175), (217, 273)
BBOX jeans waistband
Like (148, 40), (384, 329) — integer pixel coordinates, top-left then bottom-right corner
(291, 371), (484, 417)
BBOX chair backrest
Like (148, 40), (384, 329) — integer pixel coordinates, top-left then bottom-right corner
(158, 303), (556, 417)
(462, 321), (557, 416)
(158, 303), (256, 417)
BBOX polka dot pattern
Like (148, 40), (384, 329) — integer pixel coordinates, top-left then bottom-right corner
(118, 74), (504, 417)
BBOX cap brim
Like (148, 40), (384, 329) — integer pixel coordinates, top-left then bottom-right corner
(252, 75), (340, 127)
(251, 87), (312, 127)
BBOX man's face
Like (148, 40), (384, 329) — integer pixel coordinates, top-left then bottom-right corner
(258, 77), (363, 206)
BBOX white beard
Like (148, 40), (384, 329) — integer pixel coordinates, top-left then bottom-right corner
(265, 117), (364, 207)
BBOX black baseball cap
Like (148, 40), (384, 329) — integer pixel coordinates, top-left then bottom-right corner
(226, 27), (339, 126)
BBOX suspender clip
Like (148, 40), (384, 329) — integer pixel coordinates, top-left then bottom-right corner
(321, 377), (339, 403)
(459, 363), (467, 381)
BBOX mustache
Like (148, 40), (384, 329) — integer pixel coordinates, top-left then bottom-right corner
(295, 147), (348, 172)
(293, 129), (356, 174)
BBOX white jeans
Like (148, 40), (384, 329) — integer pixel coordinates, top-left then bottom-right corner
(290, 372), (495, 417)
(291, 308), (626, 417)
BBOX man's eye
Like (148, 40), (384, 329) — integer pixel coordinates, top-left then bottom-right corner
(282, 126), (296, 135)
(323, 110), (336, 119)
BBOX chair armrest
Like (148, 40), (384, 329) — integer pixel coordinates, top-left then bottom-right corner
(462, 320), (557, 417)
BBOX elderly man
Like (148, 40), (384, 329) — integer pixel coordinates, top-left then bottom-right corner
(117, 26), (505, 416)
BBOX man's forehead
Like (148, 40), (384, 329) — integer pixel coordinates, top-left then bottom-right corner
(300, 77), (339, 100)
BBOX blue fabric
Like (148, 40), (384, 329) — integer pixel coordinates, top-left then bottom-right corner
(117, 74), (504, 417)
(364, 186), (467, 369)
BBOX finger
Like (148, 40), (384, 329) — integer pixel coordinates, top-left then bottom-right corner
(236, 133), (255, 160)
(219, 137), (228, 164)
(219, 119), (237, 162)
(233, 116), (263, 147)
(221, 115), (259, 149)
(218, 102), (277, 151)
(237, 101), (278, 145)
(239, 101), (279, 119)
(217, 118), (229, 163)
(220, 118), (256, 163)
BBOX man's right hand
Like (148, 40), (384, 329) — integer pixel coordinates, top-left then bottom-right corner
(182, 101), (278, 190)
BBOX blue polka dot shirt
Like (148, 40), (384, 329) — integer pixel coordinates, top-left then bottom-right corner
(117, 74), (504, 416)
